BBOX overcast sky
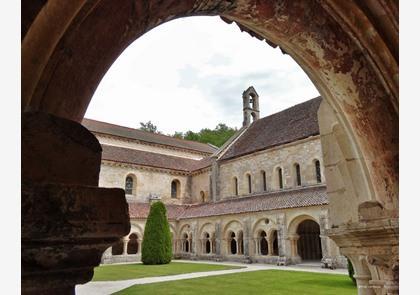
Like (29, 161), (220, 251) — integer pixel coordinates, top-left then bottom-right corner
(85, 16), (320, 135)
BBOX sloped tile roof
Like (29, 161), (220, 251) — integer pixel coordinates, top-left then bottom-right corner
(82, 118), (217, 154)
(101, 144), (212, 172)
(129, 203), (188, 220)
(128, 185), (328, 219)
(221, 97), (322, 160)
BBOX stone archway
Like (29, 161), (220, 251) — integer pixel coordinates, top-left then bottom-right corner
(127, 233), (140, 255)
(22, 1), (398, 294)
(296, 220), (322, 261)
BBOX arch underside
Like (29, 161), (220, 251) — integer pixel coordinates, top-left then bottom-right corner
(21, 0), (398, 294)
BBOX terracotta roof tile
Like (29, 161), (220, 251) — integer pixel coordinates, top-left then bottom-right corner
(129, 203), (188, 220)
(221, 97), (322, 160)
(128, 185), (328, 219)
(101, 144), (212, 172)
(179, 185), (328, 219)
(82, 118), (217, 154)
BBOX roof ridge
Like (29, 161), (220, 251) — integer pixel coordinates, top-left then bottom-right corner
(83, 118), (217, 150)
(101, 143), (202, 161)
(256, 96), (322, 123)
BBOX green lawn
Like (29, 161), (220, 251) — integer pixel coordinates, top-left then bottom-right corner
(115, 270), (356, 295)
(92, 261), (243, 281)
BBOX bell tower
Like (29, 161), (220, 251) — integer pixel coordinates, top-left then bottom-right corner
(242, 86), (260, 127)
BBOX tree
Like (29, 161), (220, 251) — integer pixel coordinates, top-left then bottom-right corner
(139, 121), (159, 133)
(141, 201), (172, 265)
(173, 123), (237, 147)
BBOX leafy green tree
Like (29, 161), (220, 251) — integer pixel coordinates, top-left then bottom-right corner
(174, 123), (237, 147)
(139, 121), (159, 133)
(141, 201), (172, 265)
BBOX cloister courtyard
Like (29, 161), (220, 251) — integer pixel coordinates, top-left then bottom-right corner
(76, 260), (355, 295)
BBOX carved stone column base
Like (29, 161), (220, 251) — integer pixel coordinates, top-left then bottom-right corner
(277, 256), (291, 266)
(22, 181), (130, 294)
(327, 216), (398, 295)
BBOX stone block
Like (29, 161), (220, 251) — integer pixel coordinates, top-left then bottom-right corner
(22, 111), (102, 186)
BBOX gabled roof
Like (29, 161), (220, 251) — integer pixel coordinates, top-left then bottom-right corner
(220, 97), (322, 160)
(128, 185), (328, 219)
(82, 118), (217, 154)
(101, 144), (212, 172)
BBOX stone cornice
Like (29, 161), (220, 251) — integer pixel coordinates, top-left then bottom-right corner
(102, 159), (212, 177)
(95, 132), (213, 157)
(102, 160), (190, 176)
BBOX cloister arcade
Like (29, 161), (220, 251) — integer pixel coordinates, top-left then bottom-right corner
(103, 212), (334, 269)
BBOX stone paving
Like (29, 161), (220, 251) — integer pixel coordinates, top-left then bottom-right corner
(76, 260), (347, 295)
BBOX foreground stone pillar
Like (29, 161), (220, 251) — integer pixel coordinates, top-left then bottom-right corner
(327, 202), (399, 295)
(22, 112), (130, 294)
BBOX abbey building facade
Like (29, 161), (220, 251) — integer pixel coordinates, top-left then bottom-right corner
(82, 87), (346, 268)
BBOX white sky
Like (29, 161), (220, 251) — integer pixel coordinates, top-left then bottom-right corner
(85, 16), (320, 135)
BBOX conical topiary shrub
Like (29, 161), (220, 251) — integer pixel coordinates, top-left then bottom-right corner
(141, 201), (172, 265)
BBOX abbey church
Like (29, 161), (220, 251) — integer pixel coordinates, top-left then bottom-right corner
(82, 87), (346, 269)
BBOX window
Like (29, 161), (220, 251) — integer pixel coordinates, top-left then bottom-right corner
(247, 174), (252, 194)
(171, 179), (180, 198)
(278, 168), (283, 189)
(125, 176), (134, 195)
(315, 160), (322, 183)
(200, 191), (205, 203)
(295, 164), (301, 186)
(233, 177), (238, 196)
(261, 171), (267, 191)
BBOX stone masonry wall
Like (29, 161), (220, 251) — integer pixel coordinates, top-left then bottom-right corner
(190, 171), (211, 203)
(99, 162), (189, 205)
(218, 137), (324, 199)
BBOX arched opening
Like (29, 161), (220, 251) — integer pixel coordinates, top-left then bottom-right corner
(261, 170), (267, 192)
(233, 177), (238, 196)
(271, 230), (278, 256)
(21, 2), (398, 293)
(200, 191), (206, 203)
(259, 231), (268, 256)
(125, 175), (135, 195)
(246, 173), (252, 194)
(203, 232), (211, 254)
(127, 233), (139, 255)
(111, 239), (124, 256)
(171, 179), (180, 198)
(278, 167), (283, 189)
(297, 220), (322, 261)
(294, 163), (301, 187)
(206, 240), (211, 254)
(230, 232), (237, 255)
(182, 233), (189, 253)
(314, 160), (322, 183)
